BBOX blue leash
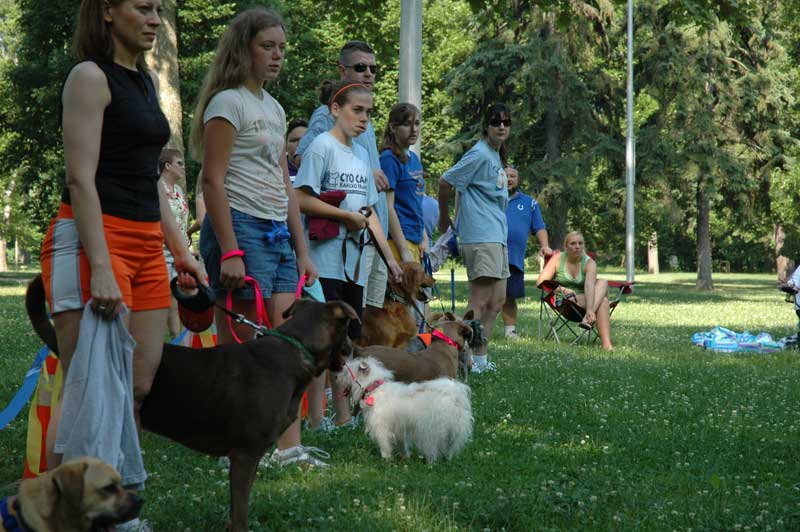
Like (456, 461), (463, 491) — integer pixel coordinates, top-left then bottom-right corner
(0, 346), (48, 431)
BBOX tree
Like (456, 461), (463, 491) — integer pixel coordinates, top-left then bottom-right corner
(148, 0), (183, 156)
(444, 0), (620, 249)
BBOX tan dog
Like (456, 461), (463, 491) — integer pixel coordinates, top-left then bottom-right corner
(357, 320), (473, 383)
(0, 457), (142, 532)
(359, 261), (434, 348)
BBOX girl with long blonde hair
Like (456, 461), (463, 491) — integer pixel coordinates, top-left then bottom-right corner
(190, 7), (322, 467)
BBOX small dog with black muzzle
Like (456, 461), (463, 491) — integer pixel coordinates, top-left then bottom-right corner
(337, 356), (473, 464)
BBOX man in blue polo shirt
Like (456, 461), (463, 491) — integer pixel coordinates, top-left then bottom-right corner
(503, 166), (552, 338)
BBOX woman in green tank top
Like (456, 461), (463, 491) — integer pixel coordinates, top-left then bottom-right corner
(536, 231), (614, 350)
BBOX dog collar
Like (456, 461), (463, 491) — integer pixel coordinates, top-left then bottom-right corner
(0, 498), (26, 532)
(363, 379), (385, 407)
(431, 329), (461, 351)
(262, 330), (315, 365)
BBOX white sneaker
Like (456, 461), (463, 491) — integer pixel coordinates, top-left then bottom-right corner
(470, 360), (497, 374)
(264, 445), (330, 468)
(117, 518), (154, 532)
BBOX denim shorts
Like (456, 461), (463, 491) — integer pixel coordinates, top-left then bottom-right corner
(200, 208), (298, 300)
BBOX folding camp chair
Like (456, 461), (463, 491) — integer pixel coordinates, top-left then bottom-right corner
(537, 278), (634, 345)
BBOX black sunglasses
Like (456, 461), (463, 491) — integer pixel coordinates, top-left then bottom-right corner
(489, 118), (512, 127)
(345, 63), (378, 74)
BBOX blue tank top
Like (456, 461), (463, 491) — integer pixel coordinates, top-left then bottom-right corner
(61, 60), (171, 222)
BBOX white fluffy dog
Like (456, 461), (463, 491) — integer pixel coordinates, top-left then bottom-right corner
(337, 356), (473, 463)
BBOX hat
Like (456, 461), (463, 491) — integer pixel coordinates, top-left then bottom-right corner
(170, 277), (216, 332)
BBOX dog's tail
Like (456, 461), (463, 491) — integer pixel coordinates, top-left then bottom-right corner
(26, 274), (59, 355)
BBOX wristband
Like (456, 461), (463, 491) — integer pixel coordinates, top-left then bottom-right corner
(221, 249), (244, 264)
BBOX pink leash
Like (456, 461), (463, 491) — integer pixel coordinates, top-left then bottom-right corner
(227, 275), (309, 344)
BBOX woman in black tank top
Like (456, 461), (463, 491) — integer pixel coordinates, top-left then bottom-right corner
(40, 1), (204, 522)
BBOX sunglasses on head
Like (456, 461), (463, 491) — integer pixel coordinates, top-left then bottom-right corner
(345, 63), (378, 74)
(489, 118), (512, 127)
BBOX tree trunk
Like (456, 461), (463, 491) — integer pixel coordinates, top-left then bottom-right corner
(146, 0), (183, 183)
(696, 183), (713, 290)
(0, 238), (6, 272)
(775, 223), (792, 281)
(647, 232), (659, 274)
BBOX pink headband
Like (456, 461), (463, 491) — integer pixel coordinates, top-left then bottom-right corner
(329, 83), (368, 107)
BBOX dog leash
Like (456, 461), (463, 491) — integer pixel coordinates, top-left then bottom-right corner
(225, 276), (271, 344)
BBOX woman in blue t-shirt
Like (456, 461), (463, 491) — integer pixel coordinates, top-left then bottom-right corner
(437, 103), (512, 374)
(379, 103), (427, 263)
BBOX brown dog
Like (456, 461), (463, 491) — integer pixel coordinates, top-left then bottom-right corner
(0, 457), (142, 532)
(25, 277), (358, 532)
(357, 319), (473, 383)
(359, 261), (434, 347)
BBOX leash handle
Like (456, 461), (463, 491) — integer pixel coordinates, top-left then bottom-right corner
(227, 276), (271, 344)
(295, 274), (308, 299)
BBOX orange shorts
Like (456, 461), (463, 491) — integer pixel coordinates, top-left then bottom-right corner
(40, 203), (170, 314)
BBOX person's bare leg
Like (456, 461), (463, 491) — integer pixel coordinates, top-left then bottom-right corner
(595, 297), (613, 350)
(46, 309), (82, 469)
(267, 293), (303, 450)
(592, 279), (608, 313)
(502, 297), (518, 328)
(167, 296), (181, 338)
(215, 299), (258, 346)
(130, 308), (169, 431)
(306, 374), (326, 429)
(467, 279), (494, 356)
(468, 277), (507, 355)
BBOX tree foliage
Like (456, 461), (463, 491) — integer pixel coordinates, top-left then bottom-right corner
(0, 0), (798, 279)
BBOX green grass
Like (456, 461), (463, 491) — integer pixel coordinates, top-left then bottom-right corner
(2, 271), (800, 531)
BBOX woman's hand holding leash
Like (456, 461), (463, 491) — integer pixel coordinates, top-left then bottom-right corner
(296, 252), (319, 285)
(344, 211), (369, 232)
(220, 250), (246, 290)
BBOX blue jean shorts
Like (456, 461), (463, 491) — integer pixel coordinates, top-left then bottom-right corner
(200, 208), (298, 300)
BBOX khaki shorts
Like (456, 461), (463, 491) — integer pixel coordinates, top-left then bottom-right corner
(363, 244), (388, 308)
(462, 242), (510, 281)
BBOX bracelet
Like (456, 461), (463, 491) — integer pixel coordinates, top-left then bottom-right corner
(221, 249), (244, 264)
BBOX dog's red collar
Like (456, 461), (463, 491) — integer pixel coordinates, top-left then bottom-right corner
(363, 379), (385, 407)
(431, 329), (461, 351)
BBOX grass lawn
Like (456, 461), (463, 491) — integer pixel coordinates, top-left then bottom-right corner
(1, 270), (799, 531)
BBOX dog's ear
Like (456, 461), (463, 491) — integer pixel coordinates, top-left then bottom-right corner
(431, 312), (444, 322)
(459, 323), (474, 343)
(463, 310), (474, 321)
(329, 301), (360, 322)
(422, 274), (435, 288)
(444, 312), (457, 321)
(51, 461), (89, 511)
(400, 263), (419, 293)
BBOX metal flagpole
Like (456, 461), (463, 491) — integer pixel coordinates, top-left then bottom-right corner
(625, 0), (636, 282)
(399, 0), (423, 155)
